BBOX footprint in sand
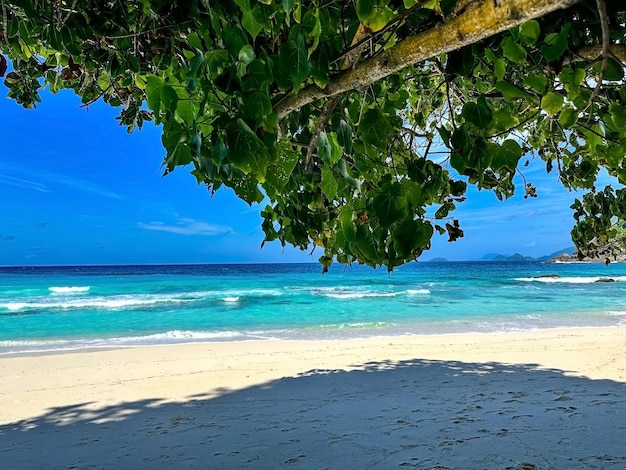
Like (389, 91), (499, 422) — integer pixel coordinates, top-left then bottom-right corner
(285, 454), (306, 464)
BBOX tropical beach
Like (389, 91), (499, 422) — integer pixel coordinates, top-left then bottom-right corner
(2, 1), (626, 468)
(1, 261), (626, 468)
(1, 327), (625, 469)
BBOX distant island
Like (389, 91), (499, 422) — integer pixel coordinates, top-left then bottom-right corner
(425, 247), (575, 263)
(425, 245), (626, 263)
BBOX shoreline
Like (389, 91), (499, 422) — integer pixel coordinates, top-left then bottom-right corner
(2, 323), (626, 359)
(2, 316), (625, 357)
(2, 326), (625, 468)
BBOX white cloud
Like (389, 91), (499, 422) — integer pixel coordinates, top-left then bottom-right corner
(0, 165), (123, 199)
(138, 217), (232, 236)
(0, 173), (51, 192)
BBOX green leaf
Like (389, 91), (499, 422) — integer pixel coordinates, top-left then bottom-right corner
(145, 75), (164, 114)
(594, 57), (625, 81)
(145, 77), (178, 119)
(446, 47), (475, 77)
(316, 131), (332, 164)
(160, 85), (179, 115)
(242, 7), (264, 40)
(302, 9), (322, 54)
(321, 166), (338, 199)
(609, 103), (626, 128)
(502, 37), (526, 63)
(176, 99), (197, 127)
(364, 5), (395, 32)
(494, 58), (506, 81)
(224, 26), (248, 57)
(559, 108), (578, 128)
(519, 20), (540, 46)
(495, 81), (535, 101)
(265, 142), (299, 196)
(242, 87), (272, 124)
(187, 32), (203, 50)
(242, 59), (270, 91)
(356, 0), (376, 21)
(355, 224), (379, 263)
(489, 109), (520, 132)
(230, 178), (264, 204)
(523, 75), (548, 94)
(337, 120), (353, 154)
(205, 50), (229, 78)
(356, 0), (394, 32)
(227, 118), (269, 180)
(188, 50), (205, 77)
(278, 34), (310, 90)
(400, 179), (424, 208)
(462, 95), (492, 129)
(492, 139), (522, 171)
(359, 108), (392, 149)
(327, 132), (343, 165)
(371, 182), (408, 227)
(540, 24), (570, 62)
(541, 91), (564, 116)
(238, 45), (256, 65)
(393, 220), (433, 258)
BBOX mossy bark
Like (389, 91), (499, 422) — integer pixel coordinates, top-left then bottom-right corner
(276, 0), (581, 119)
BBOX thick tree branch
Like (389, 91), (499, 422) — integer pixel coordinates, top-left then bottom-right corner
(276, 0), (581, 120)
(567, 44), (626, 65)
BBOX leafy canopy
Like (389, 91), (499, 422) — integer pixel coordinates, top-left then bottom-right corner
(1, 0), (626, 270)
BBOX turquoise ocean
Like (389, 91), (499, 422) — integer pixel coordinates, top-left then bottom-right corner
(1, 261), (626, 355)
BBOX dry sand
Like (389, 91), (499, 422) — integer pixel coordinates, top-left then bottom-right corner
(1, 327), (625, 469)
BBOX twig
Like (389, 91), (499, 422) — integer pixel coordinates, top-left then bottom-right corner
(330, 0), (430, 67)
(588, 0), (609, 105)
(305, 95), (340, 173)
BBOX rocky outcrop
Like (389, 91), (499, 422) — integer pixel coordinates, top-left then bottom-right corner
(548, 253), (626, 264)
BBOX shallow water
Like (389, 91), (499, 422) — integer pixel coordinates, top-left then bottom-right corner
(1, 261), (625, 354)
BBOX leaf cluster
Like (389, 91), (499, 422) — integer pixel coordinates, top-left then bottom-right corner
(1, 0), (625, 269)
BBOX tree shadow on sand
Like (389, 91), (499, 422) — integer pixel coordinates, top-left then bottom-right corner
(1, 358), (625, 469)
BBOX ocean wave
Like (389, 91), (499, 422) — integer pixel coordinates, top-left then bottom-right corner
(49, 286), (90, 294)
(515, 276), (626, 284)
(0, 329), (281, 355)
(609, 310), (626, 316)
(310, 286), (430, 299)
(318, 290), (399, 299)
(0, 287), (288, 313)
(313, 321), (396, 330)
(0, 294), (193, 312)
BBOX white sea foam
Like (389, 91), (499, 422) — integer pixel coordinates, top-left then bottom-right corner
(315, 321), (395, 330)
(609, 310), (626, 316)
(1, 294), (192, 312)
(322, 291), (398, 299)
(5, 302), (27, 311)
(222, 296), (240, 303)
(0, 329), (281, 355)
(211, 289), (283, 298)
(515, 276), (626, 284)
(407, 289), (431, 295)
(49, 286), (90, 294)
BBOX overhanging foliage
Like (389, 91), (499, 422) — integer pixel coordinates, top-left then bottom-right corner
(1, 0), (625, 269)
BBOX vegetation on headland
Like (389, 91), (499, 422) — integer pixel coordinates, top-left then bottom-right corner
(1, 0), (626, 271)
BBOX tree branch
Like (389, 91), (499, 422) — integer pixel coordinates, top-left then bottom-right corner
(276, 0), (581, 120)
(588, 0), (609, 104)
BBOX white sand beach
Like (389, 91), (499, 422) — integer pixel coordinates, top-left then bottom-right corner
(1, 327), (625, 469)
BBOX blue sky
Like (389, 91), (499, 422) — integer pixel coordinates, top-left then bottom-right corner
(0, 87), (605, 265)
